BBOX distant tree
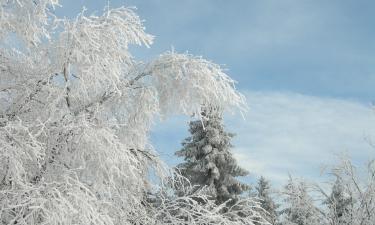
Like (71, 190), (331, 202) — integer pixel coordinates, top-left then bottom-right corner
(175, 107), (249, 205)
(316, 157), (375, 225)
(254, 176), (279, 224)
(280, 178), (321, 225)
(0, 1), (268, 224)
(324, 177), (353, 225)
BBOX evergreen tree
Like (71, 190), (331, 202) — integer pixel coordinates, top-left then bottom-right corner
(324, 177), (353, 225)
(175, 107), (249, 205)
(281, 178), (321, 225)
(255, 176), (279, 224)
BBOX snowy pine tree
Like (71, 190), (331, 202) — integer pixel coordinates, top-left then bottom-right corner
(280, 178), (321, 225)
(254, 176), (279, 224)
(175, 107), (249, 205)
(324, 177), (353, 225)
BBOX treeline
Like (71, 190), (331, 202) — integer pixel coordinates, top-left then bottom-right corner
(174, 107), (375, 225)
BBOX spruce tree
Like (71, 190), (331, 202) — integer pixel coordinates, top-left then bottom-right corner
(255, 176), (279, 224)
(175, 107), (249, 204)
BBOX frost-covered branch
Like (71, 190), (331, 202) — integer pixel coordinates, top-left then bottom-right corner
(0, 2), (253, 224)
(148, 52), (247, 117)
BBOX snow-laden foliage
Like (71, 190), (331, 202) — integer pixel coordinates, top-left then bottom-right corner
(148, 54), (246, 117)
(0, 0), (59, 46)
(315, 157), (375, 225)
(175, 107), (249, 205)
(280, 178), (322, 225)
(323, 177), (353, 225)
(274, 157), (375, 225)
(151, 174), (269, 225)
(0, 1), (263, 225)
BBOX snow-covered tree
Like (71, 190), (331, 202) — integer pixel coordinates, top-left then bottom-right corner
(316, 157), (375, 225)
(0, 1), (267, 224)
(323, 177), (353, 225)
(153, 174), (268, 224)
(254, 176), (279, 225)
(175, 107), (249, 205)
(280, 178), (321, 225)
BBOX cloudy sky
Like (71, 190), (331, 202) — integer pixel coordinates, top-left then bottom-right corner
(58, 0), (375, 185)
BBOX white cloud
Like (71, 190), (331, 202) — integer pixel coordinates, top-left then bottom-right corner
(226, 91), (375, 185)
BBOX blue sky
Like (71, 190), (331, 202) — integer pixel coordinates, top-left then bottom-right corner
(57, 1), (375, 186)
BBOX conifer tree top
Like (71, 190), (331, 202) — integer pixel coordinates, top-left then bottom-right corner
(254, 176), (279, 224)
(176, 107), (249, 204)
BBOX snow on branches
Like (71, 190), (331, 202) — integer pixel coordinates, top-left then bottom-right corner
(148, 53), (246, 117)
(0, 0), (59, 46)
(0, 1), (259, 225)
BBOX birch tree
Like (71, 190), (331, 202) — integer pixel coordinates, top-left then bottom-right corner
(0, 1), (265, 224)
(280, 178), (321, 225)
